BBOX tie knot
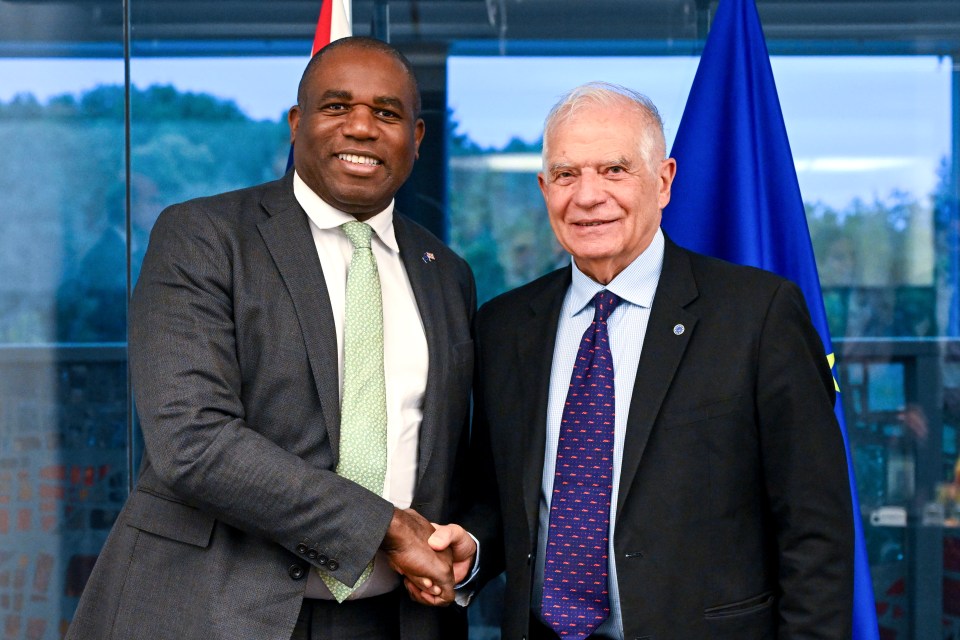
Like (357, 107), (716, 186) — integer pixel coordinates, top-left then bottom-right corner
(342, 221), (374, 249)
(592, 290), (621, 324)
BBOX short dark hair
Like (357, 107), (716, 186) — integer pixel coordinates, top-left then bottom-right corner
(296, 36), (422, 116)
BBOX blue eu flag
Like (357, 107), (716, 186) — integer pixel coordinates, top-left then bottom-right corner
(661, 1), (879, 638)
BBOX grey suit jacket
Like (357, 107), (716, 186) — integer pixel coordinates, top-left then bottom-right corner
(464, 236), (853, 639)
(67, 173), (475, 640)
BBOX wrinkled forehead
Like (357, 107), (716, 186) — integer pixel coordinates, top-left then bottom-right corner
(547, 104), (643, 147)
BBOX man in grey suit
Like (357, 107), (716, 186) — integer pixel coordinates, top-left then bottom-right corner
(67, 36), (475, 640)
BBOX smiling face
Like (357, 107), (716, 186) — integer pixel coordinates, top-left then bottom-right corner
(538, 101), (676, 284)
(288, 44), (425, 220)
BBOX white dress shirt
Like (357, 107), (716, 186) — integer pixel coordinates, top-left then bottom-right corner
(534, 228), (665, 639)
(292, 172), (430, 600)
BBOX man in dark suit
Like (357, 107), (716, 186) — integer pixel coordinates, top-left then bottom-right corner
(427, 82), (854, 639)
(67, 37), (474, 640)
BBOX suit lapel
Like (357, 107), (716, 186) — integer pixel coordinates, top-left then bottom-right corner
(616, 239), (699, 518)
(257, 175), (342, 451)
(517, 269), (571, 539)
(393, 215), (445, 484)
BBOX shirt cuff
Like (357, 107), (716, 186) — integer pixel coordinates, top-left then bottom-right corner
(453, 530), (481, 606)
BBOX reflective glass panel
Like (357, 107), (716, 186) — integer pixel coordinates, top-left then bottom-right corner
(0, 41), (126, 640)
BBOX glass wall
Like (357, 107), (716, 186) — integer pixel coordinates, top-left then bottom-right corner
(0, 1), (957, 639)
(0, 41), (129, 639)
(0, 9), (301, 637)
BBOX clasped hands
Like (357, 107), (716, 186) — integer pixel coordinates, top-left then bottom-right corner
(380, 508), (476, 607)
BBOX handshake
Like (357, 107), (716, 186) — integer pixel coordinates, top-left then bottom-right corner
(380, 508), (477, 607)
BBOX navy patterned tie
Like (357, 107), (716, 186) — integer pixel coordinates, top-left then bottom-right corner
(541, 290), (621, 639)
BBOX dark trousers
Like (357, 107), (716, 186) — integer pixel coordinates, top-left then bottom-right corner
(528, 614), (614, 640)
(528, 615), (561, 640)
(290, 592), (401, 640)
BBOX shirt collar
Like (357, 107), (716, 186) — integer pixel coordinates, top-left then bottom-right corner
(293, 170), (399, 253)
(566, 227), (665, 317)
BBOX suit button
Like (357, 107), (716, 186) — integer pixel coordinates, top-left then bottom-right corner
(317, 554), (329, 566)
(296, 543), (308, 555)
(327, 559), (339, 571)
(288, 564), (306, 580)
(307, 548), (319, 560)
(526, 553), (532, 565)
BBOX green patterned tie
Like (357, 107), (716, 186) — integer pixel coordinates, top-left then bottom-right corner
(320, 221), (388, 602)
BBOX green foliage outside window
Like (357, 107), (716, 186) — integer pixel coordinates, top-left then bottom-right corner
(0, 84), (289, 344)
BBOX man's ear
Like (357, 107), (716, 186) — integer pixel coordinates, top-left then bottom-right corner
(658, 158), (677, 209)
(287, 106), (301, 145)
(413, 118), (426, 159)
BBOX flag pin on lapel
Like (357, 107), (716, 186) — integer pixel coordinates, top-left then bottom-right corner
(421, 252), (436, 264)
(673, 324), (685, 335)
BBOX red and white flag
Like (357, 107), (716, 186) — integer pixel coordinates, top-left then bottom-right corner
(312, 0), (352, 55)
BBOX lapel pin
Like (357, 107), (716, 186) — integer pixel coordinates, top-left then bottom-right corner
(673, 324), (685, 335)
(421, 252), (436, 264)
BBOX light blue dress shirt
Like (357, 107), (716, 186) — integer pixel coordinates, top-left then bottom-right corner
(534, 229), (664, 639)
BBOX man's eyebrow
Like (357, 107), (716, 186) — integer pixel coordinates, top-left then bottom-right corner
(548, 162), (575, 174)
(372, 95), (406, 112)
(317, 89), (352, 102)
(601, 156), (632, 167)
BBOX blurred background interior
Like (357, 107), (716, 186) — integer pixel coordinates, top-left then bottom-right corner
(1, 1), (959, 638)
